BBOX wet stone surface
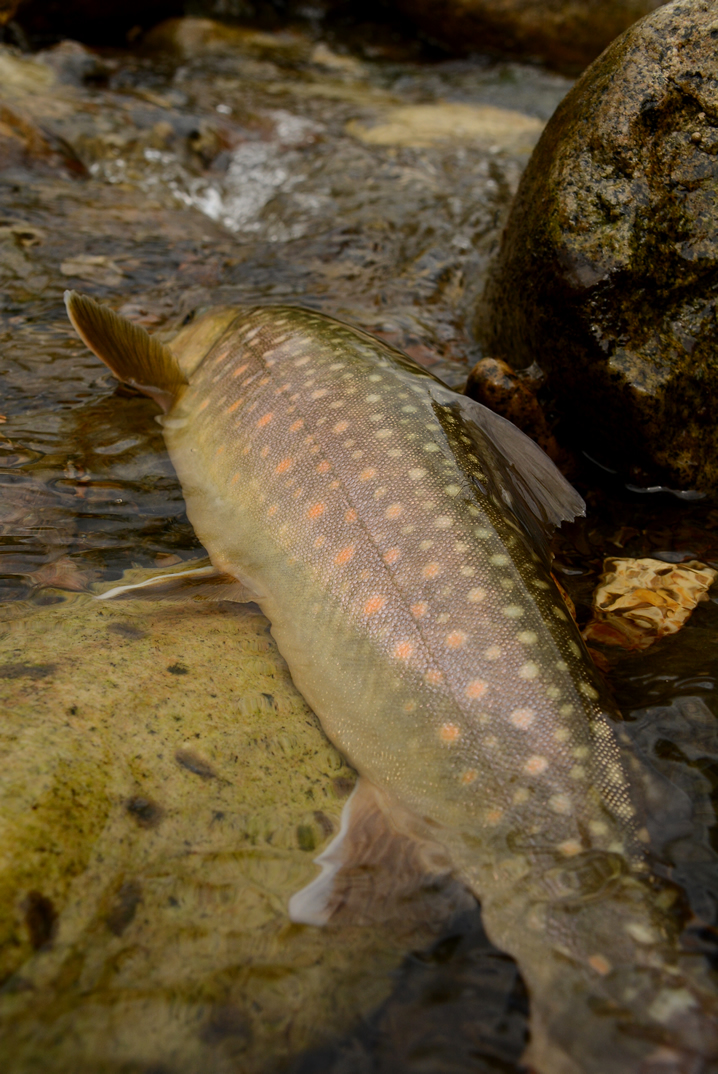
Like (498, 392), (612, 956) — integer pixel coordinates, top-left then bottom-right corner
(479, 0), (718, 493)
(2, 10), (718, 1074)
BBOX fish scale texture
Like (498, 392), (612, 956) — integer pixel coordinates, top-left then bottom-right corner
(67, 295), (718, 1073)
(165, 306), (637, 857)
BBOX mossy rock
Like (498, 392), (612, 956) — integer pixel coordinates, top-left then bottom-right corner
(478, 0), (718, 491)
(0, 585), (445, 1072)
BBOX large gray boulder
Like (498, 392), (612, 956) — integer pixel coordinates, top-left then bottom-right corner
(478, 0), (718, 492)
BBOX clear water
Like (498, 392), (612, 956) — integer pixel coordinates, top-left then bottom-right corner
(1, 17), (716, 1074)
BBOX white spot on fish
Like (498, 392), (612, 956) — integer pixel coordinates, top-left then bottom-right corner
(517, 631), (537, 645)
(580, 683), (599, 700)
(445, 484), (461, 496)
(467, 588), (486, 603)
(549, 794), (572, 814)
(502, 605), (524, 619)
(518, 662), (539, 680)
(510, 708), (534, 729)
(484, 645), (501, 660)
(434, 516), (452, 529)
(460, 566), (475, 577)
(409, 468), (426, 480)
(423, 443), (440, 452)
(525, 756), (548, 775)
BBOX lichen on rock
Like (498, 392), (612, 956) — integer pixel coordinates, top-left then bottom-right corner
(478, 0), (718, 492)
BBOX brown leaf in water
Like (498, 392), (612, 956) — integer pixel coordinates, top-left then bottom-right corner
(583, 557), (717, 651)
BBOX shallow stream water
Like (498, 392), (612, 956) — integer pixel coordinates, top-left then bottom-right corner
(1, 14), (718, 1074)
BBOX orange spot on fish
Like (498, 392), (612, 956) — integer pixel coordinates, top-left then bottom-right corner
(227, 399), (242, 413)
(385, 504), (403, 519)
(290, 419), (304, 432)
(214, 347), (230, 364)
(384, 548), (400, 565)
(425, 669), (443, 686)
(307, 503), (325, 520)
(460, 769), (477, 785)
(335, 545), (355, 565)
(465, 679), (488, 699)
(198, 399), (209, 411)
(359, 468), (376, 482)
(439, 722), (460, 743)
(588, 955), (612, 976)
(267, 504), (278, 517)
(525, 756), (548, 775)
(422, 562), (441, 579)
(411, 602), (428, 618)
(215, 445), (225, 457)
(257, 412), (273, 428)
(445, 631), (467, 648)
(230, 473), (240, 485)
(486, 809), (503, 825)
(232, 363), (249, 377)
(276, 458), (293, 474)
(559, 840), (583, 858)
(330, 480), (340, 490)
(345, 509), (358, 522)
(317, 460), (331, 473)
(333, 421), (349, 434)
(364, 596), (386, 616)
(394, 641), (414, 660)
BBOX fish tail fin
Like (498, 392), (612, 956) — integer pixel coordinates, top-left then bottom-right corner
(64, 290), (187, 412)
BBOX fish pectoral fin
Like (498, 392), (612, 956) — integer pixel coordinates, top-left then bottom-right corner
(65, 290), (187, 413)
(431, 384), (585, 553)
(289, 777), (474, 929)
(95, 558), (259, 604)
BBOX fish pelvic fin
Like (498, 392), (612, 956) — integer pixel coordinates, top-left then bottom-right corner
(289, 777), (474, 931)
(65, 290), (187, 412)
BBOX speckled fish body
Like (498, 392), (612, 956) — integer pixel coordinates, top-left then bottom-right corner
(66, 295), (718, 1074)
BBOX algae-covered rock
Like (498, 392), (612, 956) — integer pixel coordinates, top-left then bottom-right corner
(479, 0), (718, 492)
(0, 584), (450, 1072)
(392, 0), (666, 70)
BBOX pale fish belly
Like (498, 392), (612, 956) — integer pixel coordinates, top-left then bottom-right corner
(163, 306), (635, 850)
(64, 289), (718, 1074)
(162, 307), (718, 1074)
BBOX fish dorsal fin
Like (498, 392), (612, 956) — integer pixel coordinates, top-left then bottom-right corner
(289, 777), (474, 931)
(65, 290), (187, 412)
(428, 383), (585, 555)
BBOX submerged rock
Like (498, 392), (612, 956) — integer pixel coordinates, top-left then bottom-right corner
(479, 0), (718, 492)
(0, 582), (454, 1072)
(392, 0), (666, 70)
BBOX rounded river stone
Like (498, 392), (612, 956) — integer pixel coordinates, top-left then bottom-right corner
(478, 0), (718, 491)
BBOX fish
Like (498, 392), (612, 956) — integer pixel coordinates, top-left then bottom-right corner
(65, 290), (718, 1074)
